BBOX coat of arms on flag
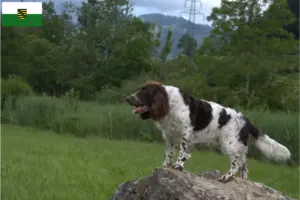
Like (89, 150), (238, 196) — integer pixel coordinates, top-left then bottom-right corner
(17, 9), (27, 20)
(2, 2), (42, 27)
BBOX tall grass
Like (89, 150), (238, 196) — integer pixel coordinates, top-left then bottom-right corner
(2, 95), (299, 163)
(2, 95), (159, 141)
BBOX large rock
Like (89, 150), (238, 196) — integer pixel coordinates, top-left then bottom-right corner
(110, 168), (295, 200)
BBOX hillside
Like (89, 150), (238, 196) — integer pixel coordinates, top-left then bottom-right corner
(139, 13), (212, 58)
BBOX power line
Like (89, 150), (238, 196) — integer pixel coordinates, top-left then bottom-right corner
(180, 0), (205, 56)
(181, 0), (205, 35)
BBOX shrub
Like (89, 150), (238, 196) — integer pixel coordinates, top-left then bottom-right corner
(1, 75), (32, 96)
(1, 75), (32, 110)
(95, 74), (155, 104)
(95, 87), (123, 104)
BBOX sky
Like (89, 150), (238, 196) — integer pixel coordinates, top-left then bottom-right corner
(131, 0), (221, 24)
(1, 0), (222, 24)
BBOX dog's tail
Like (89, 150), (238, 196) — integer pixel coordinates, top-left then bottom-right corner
(249, 122), (291, 163)
(254, 134), (291, 162)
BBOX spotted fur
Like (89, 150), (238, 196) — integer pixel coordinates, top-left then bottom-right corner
(126, 82), (292, 182)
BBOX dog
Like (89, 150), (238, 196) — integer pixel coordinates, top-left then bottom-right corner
(125, 81), (292, 182)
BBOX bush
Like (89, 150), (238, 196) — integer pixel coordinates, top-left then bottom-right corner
(1, 75), (32, 96)
(95, 87), (123, 104)
(258, 76), (299, 112)
(92, 54), (299, 112)
(1, 75), (32, 110)
(95, 74), (155, 104)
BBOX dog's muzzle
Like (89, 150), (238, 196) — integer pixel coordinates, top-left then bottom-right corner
(125, 94), (148, 114)
(125, 95), (136, 105)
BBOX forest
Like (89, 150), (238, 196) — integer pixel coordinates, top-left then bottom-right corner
(2, 0), (299, 111)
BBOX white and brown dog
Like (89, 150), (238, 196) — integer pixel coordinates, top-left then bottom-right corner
(125, 81), (292, 182)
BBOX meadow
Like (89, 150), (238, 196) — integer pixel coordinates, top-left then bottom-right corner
(2, 124), (299, 200)
(2, 95), (299, 163)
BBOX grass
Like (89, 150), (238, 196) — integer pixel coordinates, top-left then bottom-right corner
(2, 124), (299, 200)
(2, 95), (299, 163)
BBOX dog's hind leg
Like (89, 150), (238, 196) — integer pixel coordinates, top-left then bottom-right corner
(218, 131), (247, 183)
(218, 154), (243, 182)
(240, 153), (248, 179)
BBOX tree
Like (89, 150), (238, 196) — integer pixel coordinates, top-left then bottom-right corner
(1, 0), (157, 99)
(153, 28), (173, 80)
(76, 0), (156, 91)
(177, 33), (197, 57)
(160, 29), (173, 62)
(285, 0), (299, 40)
(198, 0), (297, 93)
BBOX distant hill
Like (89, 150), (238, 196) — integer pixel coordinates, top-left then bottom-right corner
(139, 13), (212, 58)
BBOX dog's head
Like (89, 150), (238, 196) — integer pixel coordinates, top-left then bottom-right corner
(125, 81), (169, 120)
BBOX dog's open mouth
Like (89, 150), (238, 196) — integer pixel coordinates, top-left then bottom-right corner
(132, 106), (149, 114)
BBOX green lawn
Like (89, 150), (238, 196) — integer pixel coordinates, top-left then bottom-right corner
(1, 124), (299, 200)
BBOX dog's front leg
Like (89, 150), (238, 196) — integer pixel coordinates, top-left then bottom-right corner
(162, 138), (175, 168)
(172, 130), (193, 171)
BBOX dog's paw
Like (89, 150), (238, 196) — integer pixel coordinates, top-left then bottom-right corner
(162, 162), (172, 168)
(241, 174), (248, 180)
(171, 163), (184, 171)
(218, 174), (233, 183)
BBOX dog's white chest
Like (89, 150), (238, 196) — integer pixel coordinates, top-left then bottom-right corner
(155, 116), (183, 142)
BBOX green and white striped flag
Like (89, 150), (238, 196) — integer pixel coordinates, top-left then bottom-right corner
(2, 2), (43, 27)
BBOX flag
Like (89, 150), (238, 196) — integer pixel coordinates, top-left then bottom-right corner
(2, 2), (43, 27)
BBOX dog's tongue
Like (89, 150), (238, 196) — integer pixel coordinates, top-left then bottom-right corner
(133, 106), (145, 114)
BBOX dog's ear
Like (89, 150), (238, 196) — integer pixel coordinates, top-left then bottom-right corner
(150, 88), (169, 119)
